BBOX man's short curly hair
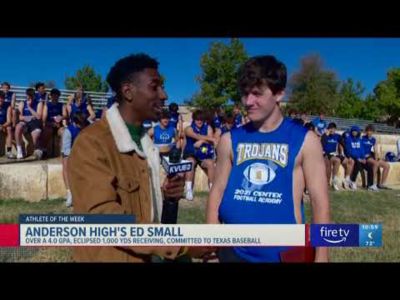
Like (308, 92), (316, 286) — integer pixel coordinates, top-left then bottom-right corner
(106, 53), (159, 102)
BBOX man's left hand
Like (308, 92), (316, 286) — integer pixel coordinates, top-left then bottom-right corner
(162, 174), (185, 200)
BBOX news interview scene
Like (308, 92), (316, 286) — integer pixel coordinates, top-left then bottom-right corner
(0, 38), (398, 263)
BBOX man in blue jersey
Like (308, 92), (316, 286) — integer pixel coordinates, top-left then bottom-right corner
(207, 55), (330, 263)
(41, 88), (67, 158)
(1, 82), (17, 133)
(0, 91), (13, 158)
(339, 128), (355, 189)
(66, 86), (96, 124)
(312, 112), (327, 137)
(362, 125), (391, 190)
(35, 82), (48, 103)
(344, 126), (375, 191)
(168, 102), (184, 148)
(148, 109), (180, 159)
(214, 110), (234, 148)
(15, 88), (44, 160)
(183, 110), (216, 201)
(232, 103), (245, 128)
(321, 122), (342, 191)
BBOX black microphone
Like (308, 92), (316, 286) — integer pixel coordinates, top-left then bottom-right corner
(161, 146), (192, 224)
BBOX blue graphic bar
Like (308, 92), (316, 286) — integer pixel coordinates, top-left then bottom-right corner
(311, 224), (360, 247)
(359, 224), (382, 247)
(310, 224), (382, 247)
(19, 214), (136, 224)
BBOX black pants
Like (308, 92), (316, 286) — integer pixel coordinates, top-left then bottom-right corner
(161, 200), (179, 224)
(351, 160), (373, 187)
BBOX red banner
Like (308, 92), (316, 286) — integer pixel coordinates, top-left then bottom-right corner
(0, 224), (19, 247)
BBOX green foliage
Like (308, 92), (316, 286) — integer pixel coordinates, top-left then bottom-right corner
(374, 68), (400, 122)
(65, 65), (108, 92)
(191, 38), (248, 110)
(288, 54), (340, 115)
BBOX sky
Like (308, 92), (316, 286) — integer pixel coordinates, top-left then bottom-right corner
(1, 38), (400, 104)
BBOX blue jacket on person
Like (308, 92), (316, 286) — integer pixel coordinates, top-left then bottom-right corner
(344, 125), (365, 160)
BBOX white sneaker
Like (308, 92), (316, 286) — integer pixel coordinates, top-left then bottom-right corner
(350, 181), (357, 190)
(185, 190), (194, 201)
(7, 152), (16, 159)
(33, 149), (43, 160)
(342, 179), (348, 190)
(66, 192), (73, 207)
(16, 151), (24, 160)
(368, 184), (379, 192)
(332, 178), (340, 191)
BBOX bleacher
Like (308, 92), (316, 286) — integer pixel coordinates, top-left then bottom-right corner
(7, 86), (111, 111)
(307, 115), (400, 135)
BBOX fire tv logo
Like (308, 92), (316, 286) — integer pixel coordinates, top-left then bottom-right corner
(311, 224), (359, 247)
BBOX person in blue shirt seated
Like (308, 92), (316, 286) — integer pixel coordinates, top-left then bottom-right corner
(41, 88), (68, 158)
(312, 112), (327, 137)
(339, 128), (355, 189)
(321, 122), (342, 191)
(183, 110), (216, 201)
(1, 82), (17, 128)
(214, 110), (234, 148)
(148, 109), (180, 160)
(232, 103), (245, 129)
(66, 86), (96, 124)
(344, 125), (375, 191)
(34, 82), (48, 103)
(362, 124), (391, 190)
(0, 91), (13, 158)
(15, 88), (45, 160)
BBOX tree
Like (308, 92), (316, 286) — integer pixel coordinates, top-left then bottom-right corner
(374, 68), (400, 123)
(336, 78), (365, 118)
(288, 54), (340, 115)
(359, 94), (382, 121)
(191, 38), (249, 110)
(65, 65), (108, 92)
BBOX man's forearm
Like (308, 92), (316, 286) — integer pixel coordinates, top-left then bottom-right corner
(312, 202), (330, 262)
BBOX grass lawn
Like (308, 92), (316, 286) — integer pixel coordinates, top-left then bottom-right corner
(0, 190), (399, 262)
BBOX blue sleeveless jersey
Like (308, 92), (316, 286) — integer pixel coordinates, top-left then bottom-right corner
(184, 122), (209, 154)
(67, 124), (81, 147)
(70, 99), (89, 121)
(154, 124), (176, 147)
(322, 133), (341, 154)
(361, 135), (376, 157)
(169, 112), (179, 129)
(234, 114), (243, 128)
(47, 102), (63, 122)
(218, 118), (308, 262)
(22, 100), (39, 117)
(0, 104), (8, 125)
(213, 116), (221, 129)
(4, 91), (13, 104)
(35, 92), (47, 102)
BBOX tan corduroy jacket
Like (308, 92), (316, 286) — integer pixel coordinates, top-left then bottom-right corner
(68, 103), (181, 262)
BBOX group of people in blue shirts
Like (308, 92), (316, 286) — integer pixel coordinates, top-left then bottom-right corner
(145, 103), (248, 201)
(291, 112), (392, 191)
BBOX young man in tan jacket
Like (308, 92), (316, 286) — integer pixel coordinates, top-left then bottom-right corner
(68, 53), (213, 262)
